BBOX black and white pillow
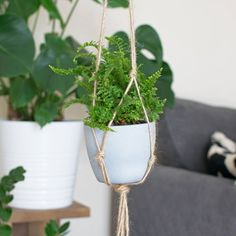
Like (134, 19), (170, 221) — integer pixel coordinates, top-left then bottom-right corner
(207, 132), (236, 179)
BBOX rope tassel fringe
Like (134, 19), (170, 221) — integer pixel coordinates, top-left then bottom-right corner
(114, 185), (130, 236)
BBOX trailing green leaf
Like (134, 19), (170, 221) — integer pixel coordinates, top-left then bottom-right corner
(0, 166), (25, 234)
(45, 220), (70, 236)
(0, 224), (12, 236)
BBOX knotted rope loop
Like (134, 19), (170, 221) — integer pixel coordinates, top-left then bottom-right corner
(93, 0), (108, 107)
(95, 150), (105, 161)
(149, 153), (157, 167)
(129, 69), (137, 80)
(90, 0), (156, 235)
(114, 185), (130, 195)
(113, 185), (130, 236)
(96, 150), (111, 186)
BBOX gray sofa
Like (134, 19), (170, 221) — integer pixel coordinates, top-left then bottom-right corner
(112, 98), (236, 236)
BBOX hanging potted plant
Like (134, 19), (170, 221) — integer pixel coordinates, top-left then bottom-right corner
(0, 0), (84, 210)
(52, 36), (165, 184)
(52, 0), (172, 235)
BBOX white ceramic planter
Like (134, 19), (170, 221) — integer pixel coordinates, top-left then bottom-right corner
(0, 121), (83, 210)
(85, 122), (156, 184)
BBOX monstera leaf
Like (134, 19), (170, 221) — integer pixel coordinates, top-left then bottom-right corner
(6, 0), (40, 21)
(33, 33), (75, 95)
(157, 62), (175, 107)
(0, 14), (35, 77)
(113, 25), (175, 107)
(93, 0), (129, 8)
(9, 77), (37, 108)
(34, 95), (61, 127)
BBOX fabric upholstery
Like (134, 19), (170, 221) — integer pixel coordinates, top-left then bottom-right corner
(112, 98), (236, 236)
(124, 166), (236, 236)
(158, 98), (236, 173)
(111, 99), (236, 236)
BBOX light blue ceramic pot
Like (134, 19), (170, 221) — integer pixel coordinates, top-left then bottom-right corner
(84, 122), (156, 184)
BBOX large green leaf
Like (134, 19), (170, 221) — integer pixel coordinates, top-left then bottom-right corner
(114, 25), (163, 73)
(33, 33), (75, 95)
(0, 225), (12, 236)
(34, 96), (61, 127)
(9, 77), (37, 108)
(40, 0), (64, 28)
(65, 36), (79, 51)
(0, 14), (35, 77)
(113, 25), (174, 108)
(93, 0), (128, 8)
(136, 25), (163, 73)
(6, 0), (40, 21)
(0, 79), (8, 95)
(157, 62), (175, 107)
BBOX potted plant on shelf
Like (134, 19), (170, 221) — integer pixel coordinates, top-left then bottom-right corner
(52, 36), (165, 184)
(0, 0), (84, 210)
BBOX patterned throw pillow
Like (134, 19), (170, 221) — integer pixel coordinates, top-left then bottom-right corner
(207, 132), (236, 179)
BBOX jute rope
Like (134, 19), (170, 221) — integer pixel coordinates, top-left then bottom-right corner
(91, 0), (157, 235)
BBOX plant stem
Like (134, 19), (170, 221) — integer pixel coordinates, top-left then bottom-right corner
(52, 0), (58, 33)
(65, 84), (78, 99)
(32, 8), (40, 35)
(60, 0), (80, 38)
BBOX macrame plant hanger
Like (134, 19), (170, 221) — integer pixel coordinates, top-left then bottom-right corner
(92, 0), (157, 235)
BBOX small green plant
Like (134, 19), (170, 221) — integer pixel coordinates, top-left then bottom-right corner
(0, 167), (26, 236)
(52, 36), (165, 130)
(0, 167), (70, 236)
(45, 220), (70, 236)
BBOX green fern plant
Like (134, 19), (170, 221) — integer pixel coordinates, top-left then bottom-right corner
(51, 36), (165, 130)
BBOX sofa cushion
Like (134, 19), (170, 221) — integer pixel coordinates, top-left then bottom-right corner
(207, 132), (236, 179)
(158, 98), (236, 173)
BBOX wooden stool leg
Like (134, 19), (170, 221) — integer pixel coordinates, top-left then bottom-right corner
(13, 223), (29, 236)
(28, 221), (48, 236)
(13, 221), (48, 236)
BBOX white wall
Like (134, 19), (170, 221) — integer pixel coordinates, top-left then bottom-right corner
(1, 0), (236, 235)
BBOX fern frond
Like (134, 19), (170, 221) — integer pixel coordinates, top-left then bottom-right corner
(49, 65), (81, 76)
(148, 67), (163, 81)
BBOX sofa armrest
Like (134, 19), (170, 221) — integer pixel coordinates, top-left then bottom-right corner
(113, 166), (236, 236)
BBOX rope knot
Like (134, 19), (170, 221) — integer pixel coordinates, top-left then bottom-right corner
(114, 185), (130, 195)
(149, 154), (157, 166)
(130, 69), (137, 79)
(96, 151), (105, 162)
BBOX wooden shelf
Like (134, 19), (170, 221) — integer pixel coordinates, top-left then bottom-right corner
(11, 201), (90, 223)
(10, 202), (90, 236)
